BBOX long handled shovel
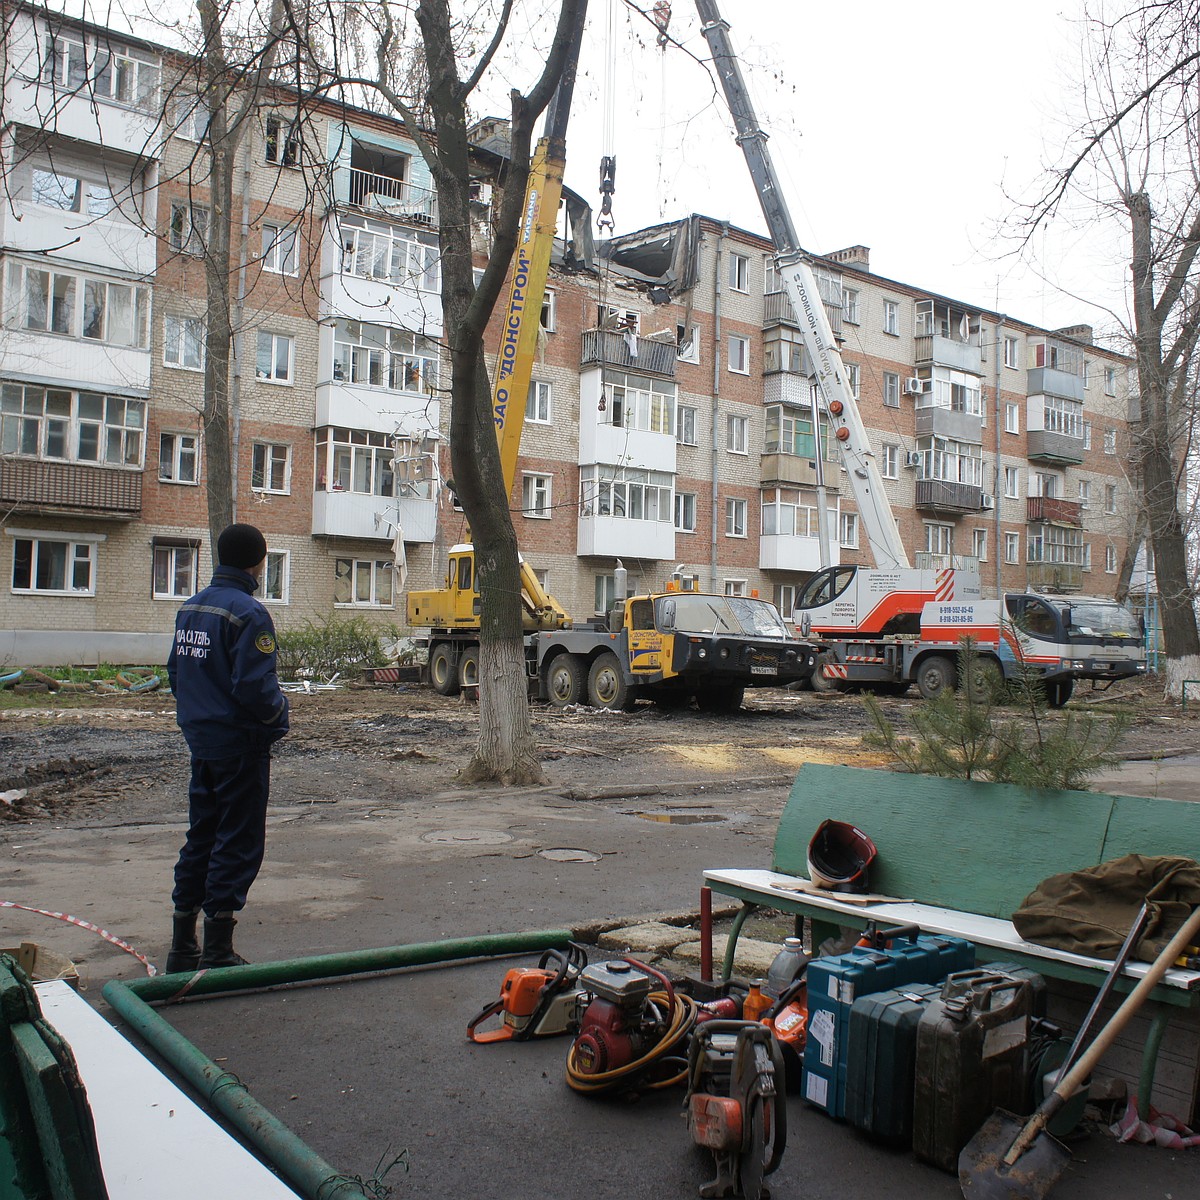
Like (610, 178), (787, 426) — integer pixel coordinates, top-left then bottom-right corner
(959, 903), (1200, 1200)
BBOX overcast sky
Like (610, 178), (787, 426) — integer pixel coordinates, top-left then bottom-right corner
(538, 0), (1124, 341)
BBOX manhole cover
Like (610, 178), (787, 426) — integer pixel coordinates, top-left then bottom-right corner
(628, 811), (726, 825)
(420, 829), (513, 845)
(538, 847), (602, 863)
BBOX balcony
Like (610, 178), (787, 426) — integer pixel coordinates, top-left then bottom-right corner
(913, 333), (982, 375)
(915, 478), (983, 514)
(759, 533), (836, 573)
(577, 514), (674, 559)
(581, 330), (677, 377)
(0, 459), (141, 517)
(1027, 562), (1083, 592)
(1027, 428), (1085, 465)
(759, 453), (839, 491)
(762, 289), (844, 338)
(914, 406), (983, 443)
(1027, 496), (1082, 527)
(344, 168), (438, 226)
(312, 490), (438, 543)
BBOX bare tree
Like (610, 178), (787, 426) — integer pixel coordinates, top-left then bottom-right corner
(1019, 0), (1200, 698)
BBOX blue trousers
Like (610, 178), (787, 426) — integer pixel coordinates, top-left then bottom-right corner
(172, 750), (271, 917)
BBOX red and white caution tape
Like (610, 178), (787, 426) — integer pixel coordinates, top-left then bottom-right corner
(1, 900), (157, 976)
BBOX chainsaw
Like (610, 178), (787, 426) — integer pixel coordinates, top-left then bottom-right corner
(685, 1020), (787, 1199)
(466, 944), (588, 1044)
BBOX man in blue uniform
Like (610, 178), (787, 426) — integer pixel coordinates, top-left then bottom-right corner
(166, 523), (289, 971)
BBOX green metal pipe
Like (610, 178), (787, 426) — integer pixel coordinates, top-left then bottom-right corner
(102, 929), (573, 1200)
(721, 903), (756, 983)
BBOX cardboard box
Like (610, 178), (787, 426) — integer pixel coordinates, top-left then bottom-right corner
(1, 941), (80, 990)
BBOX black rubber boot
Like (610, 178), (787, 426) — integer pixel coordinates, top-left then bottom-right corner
(165, 908), (201, 973)
(199, 914), (249, 968)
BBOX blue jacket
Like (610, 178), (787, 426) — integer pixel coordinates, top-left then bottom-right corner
(168, 566), (290, 758)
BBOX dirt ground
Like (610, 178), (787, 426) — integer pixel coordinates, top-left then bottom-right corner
(1, 676), (1194, 829)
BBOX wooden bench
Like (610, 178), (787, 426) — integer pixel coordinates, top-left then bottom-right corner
(702, 764), (1200, 1120)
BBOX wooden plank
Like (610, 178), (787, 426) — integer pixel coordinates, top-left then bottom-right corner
(1102, 792), (1200, 862)
(772, 765), (1116, 918)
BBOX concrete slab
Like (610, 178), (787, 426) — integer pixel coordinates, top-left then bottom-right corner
(674, 934), (780, 977)
(597, 921), (696, 955)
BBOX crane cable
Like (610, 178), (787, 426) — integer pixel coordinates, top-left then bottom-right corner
(597, 0), (618, 232)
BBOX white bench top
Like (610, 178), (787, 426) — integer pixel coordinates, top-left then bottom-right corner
(703, 868), (1200, 994)
(35, 981), (298, 1199)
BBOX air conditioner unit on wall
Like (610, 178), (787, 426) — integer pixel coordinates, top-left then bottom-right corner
(904, 377), (926, 395)
(981, 493), (995, 510)
(905, 451), (922, 468)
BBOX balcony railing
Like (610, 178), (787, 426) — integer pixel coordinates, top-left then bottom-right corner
(763, 289), (844, 337)
(581, 329), (677, 376)
(1027, 562), (1083, 592)
(915, 478), (983, 514)
(1027, 496), (1083, 526)
(0, 459), (141, 516)
(346, 168), (438, 225)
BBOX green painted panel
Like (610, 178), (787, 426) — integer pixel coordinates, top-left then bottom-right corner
(772, 765), (1116, 919)
(1102, 792), (1200, 862)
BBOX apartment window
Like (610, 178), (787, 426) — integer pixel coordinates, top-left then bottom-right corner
(882, 299), (899, 336)
(169, 203), (208, 255)
(43, 35), (160, 107)
(1005, 402), (1020, 433)
(728, 252), (749, 292)
(30, 169), (115, 218)
(883, 372), (900, 408)
(1027, 525), (1084, 566)
(1083, 361), (1091, 388)
(1083, 542), (1093, 571)
(924, 522), (953, 556)
(677, 404), (698, 446)
(1104, 428), (1117, 455)
(761, 488), (822, 537)
(1082, 421), (1092, 450)
(1003, 335), (1019, 368)
(1005, 532), (1020, 564)
(595, 573), (641, 613)
(839, 512), (859, 549)
(11, 536), (95, 595)
(1004, 466), (1020, 498)
(521, 473), (552, 519)
(917, 368), (983, 417)
(159, 432), (198, 484)
(1105, 544), (1117, 573)
(252, 442), (291, 494)
(674, 492), (697, 532)
(264, 115), (300, 167)
(540, 290), (556, 332)
(1043, 394), (1084, 438)
(1, 384), (145, 467)
(881, 443), (900, 479)
(727, 414), (748, 454)
(846, 363), (860, 399)
(724, 579), (747, 597)
(262, 224), (298, 275)
(262, 550), (289, 603)
(152, 541), (197, 599)
(5, 263), (149, 348)
(340, 222), (440, 290)
(774, 584), (796, 618)
(580, 465), (672, 522)
(725, 497), (748, 538)
(915, 436), (983, 486)
(843, 288), (860, 324)
(164, 314), (205, 370)
(332, 321), (440, 394)
(1104, 367), (1116, 396)
(526, 380), (551, 424)
(728, 334), (750, 374)
(334, 558), (394, 607)
(255, 332), (294, 383)
(972, 528), (988, 562)
(602, 369), (676, 434)
(1078, 479), (1091, 509)
(1105, 483), (1117, 514)
(170, 94), (210, 141)
(765, 406), (826, 459)
(677, 323), (700, 363)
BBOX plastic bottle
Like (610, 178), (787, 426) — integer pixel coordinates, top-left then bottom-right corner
(765, 936), (810, 999)
(743, 981), (771, 1022)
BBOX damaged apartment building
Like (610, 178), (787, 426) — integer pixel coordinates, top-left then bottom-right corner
(0, 6), (1140, 662)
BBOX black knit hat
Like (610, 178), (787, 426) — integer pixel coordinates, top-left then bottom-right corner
(216, 523), (268, 570)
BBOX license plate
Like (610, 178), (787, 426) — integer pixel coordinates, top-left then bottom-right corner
(750, 665), (776, 676)
(1093, 662), (1110, 670)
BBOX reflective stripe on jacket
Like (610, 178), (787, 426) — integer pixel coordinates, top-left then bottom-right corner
(167, 566), (289, 758)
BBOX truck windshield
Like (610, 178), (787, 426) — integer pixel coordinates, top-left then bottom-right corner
(656, 595), (790, 638)
(1063, 601), (1142, 639)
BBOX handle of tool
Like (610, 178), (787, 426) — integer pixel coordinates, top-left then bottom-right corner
(1004, 904), (1200, 1167)
(1051, 900), (1151, 1091)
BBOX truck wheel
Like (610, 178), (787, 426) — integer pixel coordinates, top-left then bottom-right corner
(1046, 679), (1074, 708)
(916, 655), (955, 700)
(965, 659), (1004, 704)
(429, 644), (460, 696)
(546, 653), (585, 706)
(697, 685), (744, 713)
(588, 651), (633, 711)
(458, 645), (480, 691)
(809, 652), (840, 694)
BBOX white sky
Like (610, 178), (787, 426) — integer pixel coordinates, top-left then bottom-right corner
(540, 0), (1127, 341)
